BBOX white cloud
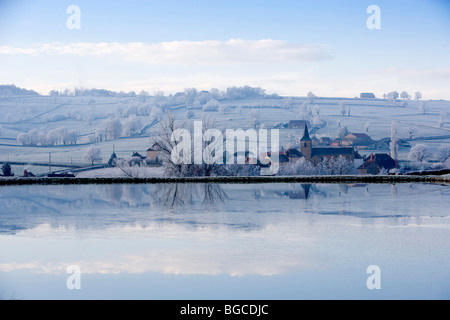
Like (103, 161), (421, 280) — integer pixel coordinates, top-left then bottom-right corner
(0, 39), (333, 65)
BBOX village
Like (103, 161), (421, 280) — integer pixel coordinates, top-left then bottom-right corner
(3, 117), (450, 178)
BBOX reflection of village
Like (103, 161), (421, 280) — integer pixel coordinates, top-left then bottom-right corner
(1, 182), (449, 235)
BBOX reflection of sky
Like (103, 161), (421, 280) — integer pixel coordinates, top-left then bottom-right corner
(0, 183), (450, 299)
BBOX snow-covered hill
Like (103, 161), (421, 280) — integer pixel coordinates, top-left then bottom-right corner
(0, 87), (449, 175)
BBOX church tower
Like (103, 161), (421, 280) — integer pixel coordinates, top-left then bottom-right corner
(300, 123), (312, 161)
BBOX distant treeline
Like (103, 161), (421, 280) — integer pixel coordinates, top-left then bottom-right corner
(1, 84), (282, 100)
(0, 85), (39, 97)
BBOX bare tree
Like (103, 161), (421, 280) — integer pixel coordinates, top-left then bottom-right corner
(390, 120), (399, 160)
(408, 144), (432, 165)
(123, 115), (142, 137)
(105, 118), (123, 140)
(438, 144), (450, 162)
(400, 91), (410, 100)
(419, 101), (426, 114)
(84, 146), (103, 165)
(415, 91), (422, 100)
(438, 112), (446, 128)
(150, 112), (189, 177)
(184, 88), (198, 107)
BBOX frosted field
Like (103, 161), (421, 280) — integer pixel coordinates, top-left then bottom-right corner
(1, 94), (450, 169)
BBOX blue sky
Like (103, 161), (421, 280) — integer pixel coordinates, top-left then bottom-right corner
(0, 0), (449, 98)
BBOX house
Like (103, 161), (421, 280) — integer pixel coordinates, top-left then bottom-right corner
(147, 144), (162, 164)
(288, 120), (308, 129)
(319, 137), (332, 146)
(285, 148), (304, 163)
(358, 153), (397, 175)
(360, 93), (375, 99)
(131, 152), (146, 160)
(300, 124), (356, 166)
(342, 133), (374, 147)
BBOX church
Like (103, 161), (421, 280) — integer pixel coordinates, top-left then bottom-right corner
(298, 124), (358, 166)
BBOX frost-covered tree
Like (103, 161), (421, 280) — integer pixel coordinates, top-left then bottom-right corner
(209, 88), (223, 100)
(150, 113), (226, 177)
(225, 86), (265, 100)
(408, 144), (432, 166)
(184, 88), (198, 106)
(331, 156), (357, 175)
(306, 91), (316, 102)
(105, 118), (123, 140)
(338, 126), (349, 139)
(438, 144), (450, 162)
(312, 105), (320, 117)
(415, 91), (422, 100)
(278, 158), (316, 176)
(203, 99), (221, 112)
(299, 101), (311, 121)
(116, 158), (146, 178)
(249, 110), (260, 128)
(314, 156), (356, 175)
(418, 101), (426, 114)
(390, 120), (399, 160)
(339, 101), (346, 116)
(84, 146), (103, 165)
(438, 112), (446, 128)
(95, 128), (106, 143)
(387, 91), (399, 100)
(150, 106), (163, 122)
(283, 98), (293, 110)
(218, 104), (231, 115)
(400, 91), (410, 99)
(123, 115), (142, 137)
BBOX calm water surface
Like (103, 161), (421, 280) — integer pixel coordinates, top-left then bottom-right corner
(0, 183), (449, 300)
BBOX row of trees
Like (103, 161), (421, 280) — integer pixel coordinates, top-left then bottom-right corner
(383, 91), (422, 100)
(407, 143), (450, 165)
(91, 116), (144, 143)
(278, 157), (357, 176)
(17, 127), (78, 146)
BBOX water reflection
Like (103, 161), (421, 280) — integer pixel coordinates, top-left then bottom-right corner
(0, 183), (450, 299)
(0, 183), (449, 235)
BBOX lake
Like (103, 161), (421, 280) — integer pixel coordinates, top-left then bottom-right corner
(0, 182), (449, 300)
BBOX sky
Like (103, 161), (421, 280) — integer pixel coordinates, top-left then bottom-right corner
(0, 0), (449, 99)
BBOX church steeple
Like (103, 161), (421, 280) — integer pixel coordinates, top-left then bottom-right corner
(301, 123), (311, 142)
(300, 123), (312, 161)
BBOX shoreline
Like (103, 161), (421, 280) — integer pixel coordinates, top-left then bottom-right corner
(1, 175), (449, 186)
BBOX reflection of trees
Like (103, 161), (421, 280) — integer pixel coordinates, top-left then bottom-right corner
(154, 184), (228, 208)
(202, 184), (229, 205)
